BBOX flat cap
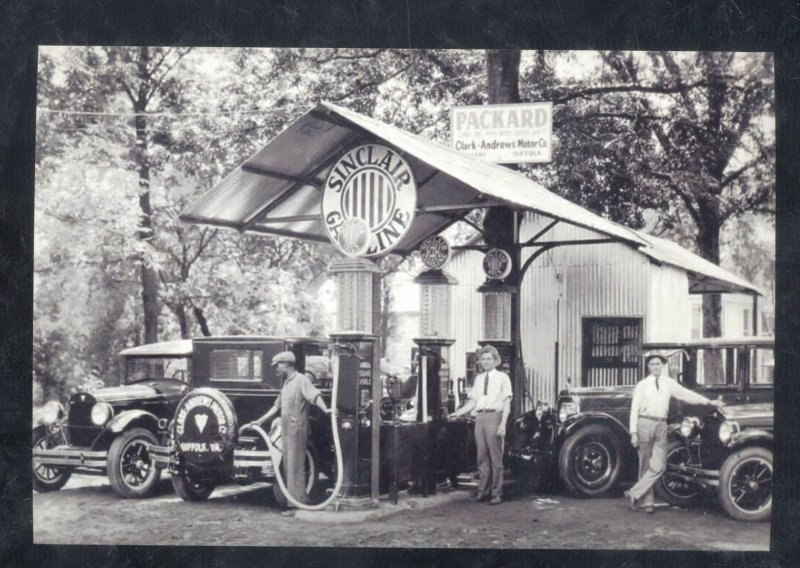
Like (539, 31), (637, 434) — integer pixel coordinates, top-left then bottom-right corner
(271, 350), (296, 365)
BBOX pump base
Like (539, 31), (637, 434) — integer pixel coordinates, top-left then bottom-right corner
(332, 496), (377, 511)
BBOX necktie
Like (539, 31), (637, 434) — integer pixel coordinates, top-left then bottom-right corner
(483, 372), (490, 396)
(655, 376), (659, 391)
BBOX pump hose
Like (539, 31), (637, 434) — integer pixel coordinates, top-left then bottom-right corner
(240, 357), (345, 511)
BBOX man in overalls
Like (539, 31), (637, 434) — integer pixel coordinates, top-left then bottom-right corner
(250, 351), (332, 517)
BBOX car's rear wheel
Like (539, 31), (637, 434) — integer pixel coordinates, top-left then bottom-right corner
(559, 424), (623, 497)
(272, 445), (320, 508)
(107, 428), (161, 498)
(718, 446), (772, 522)
(171, 470), (217, 502)
(655, 439), (703, 507)
(32, 428), (72, 492)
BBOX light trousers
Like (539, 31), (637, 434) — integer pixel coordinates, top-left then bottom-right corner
(474, 411), (504, 498)
(629, 417), (668, 507)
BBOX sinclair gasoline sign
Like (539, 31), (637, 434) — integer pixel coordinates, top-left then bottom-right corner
(322, 144), (417, 257)
(451, 102), (553, 164)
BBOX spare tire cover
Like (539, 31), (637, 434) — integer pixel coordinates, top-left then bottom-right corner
(173, 387), (238, 467)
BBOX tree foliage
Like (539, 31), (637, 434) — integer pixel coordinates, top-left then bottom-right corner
(34, 47), (774, 400)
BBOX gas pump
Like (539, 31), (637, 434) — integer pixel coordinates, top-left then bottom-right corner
(413, 337), (455, 494)
(329, 333), (378, 505)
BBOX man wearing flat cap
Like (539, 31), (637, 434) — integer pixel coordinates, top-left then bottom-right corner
(249, 350), (333, 517)
(625, 350), (722, 514)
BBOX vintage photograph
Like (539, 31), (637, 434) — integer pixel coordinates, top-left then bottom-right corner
(31, 47), (774, 549)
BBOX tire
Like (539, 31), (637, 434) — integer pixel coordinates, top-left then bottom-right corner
(655, 440), (703, 507)
(171, 471), (217, 502)
(107, 428), (161, 499)
(717, 446), (772, 522)
(272, 445), (320, 508)
(558, 424), (623, 497)
(32, 428), (72, 492)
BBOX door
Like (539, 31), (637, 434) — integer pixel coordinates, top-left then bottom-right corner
(581, 318), (643, 387)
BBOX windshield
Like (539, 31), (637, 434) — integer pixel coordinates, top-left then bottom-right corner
(124, 356), (191, 384)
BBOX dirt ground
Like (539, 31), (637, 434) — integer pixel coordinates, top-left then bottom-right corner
(32, 474), (770, 550)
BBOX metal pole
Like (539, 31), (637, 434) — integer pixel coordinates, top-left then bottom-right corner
(752, 294), (758, 336)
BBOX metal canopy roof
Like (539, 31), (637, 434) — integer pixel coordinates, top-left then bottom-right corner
(180, 102), (759, 296)
(180, 102), (649, 254)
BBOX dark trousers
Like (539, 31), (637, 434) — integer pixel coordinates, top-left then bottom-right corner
(474, 411), (504, 498)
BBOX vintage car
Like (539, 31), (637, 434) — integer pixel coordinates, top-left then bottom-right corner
(32, 339), (193, 498)
(505, 337), (774, 499)
(657, 401), (773, 521)
(149, 336), (334, 506)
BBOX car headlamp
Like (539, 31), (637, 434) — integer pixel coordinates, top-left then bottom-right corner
(41, 401), (64, 425)
(558, 401), (578, 423)
(534, 401), (550, 421)
(718, 420), (738, 444)
(90, 402), (114, 426)
(680, 416), (700, 438)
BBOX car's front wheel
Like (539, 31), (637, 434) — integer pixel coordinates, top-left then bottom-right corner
(655, 439), (703, 507)
(32, 427), (72, 492)
(107, 428), (161, 498)
(171, 470), (217, 502)
(558, 424), (623, 497)
(717, 446), (772, 522)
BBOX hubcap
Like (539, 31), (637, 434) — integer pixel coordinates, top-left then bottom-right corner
(121, 440), (154, 487)
(575, 441), (611, 486)
(729, 456), (772, 514)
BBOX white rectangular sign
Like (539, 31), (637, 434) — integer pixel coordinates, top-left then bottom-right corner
(450, 102), (553, 164)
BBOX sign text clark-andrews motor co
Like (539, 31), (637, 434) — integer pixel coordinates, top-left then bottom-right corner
(451, 102), (553, 164)
(322, 144), (417, 257)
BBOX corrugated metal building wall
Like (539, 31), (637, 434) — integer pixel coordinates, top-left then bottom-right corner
(448, 212), (692, 409)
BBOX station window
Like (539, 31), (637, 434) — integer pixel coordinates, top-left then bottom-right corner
(209, 349), (263, 382)
(581, 317), (642, 387)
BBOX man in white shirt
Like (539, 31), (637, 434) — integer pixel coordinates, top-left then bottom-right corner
(449, 345), (512, 505)
(625, 350), (722, 513)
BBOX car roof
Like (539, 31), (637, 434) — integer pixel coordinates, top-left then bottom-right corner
(191, 335), (328, 344)
(642, 336), (774, 349)
(118, 339), (194, 357)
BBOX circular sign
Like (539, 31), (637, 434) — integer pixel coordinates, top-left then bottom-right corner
(419, 235), (451, 269)
(336, 217), (372, 257)
(483, 248), (512, 280)
(322, 144), (417, 257)
(174, 387), (237, 467)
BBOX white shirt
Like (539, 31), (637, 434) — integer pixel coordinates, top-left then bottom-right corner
(469, 369), (512, 413)
(629, 374), (711, 432)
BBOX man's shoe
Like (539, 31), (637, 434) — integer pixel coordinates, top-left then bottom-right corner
(624, 490), (639, 511)
(470, 493), (490, 502)
(489, 496), (502, 505)
(280, 509), (296, 517)
(642, 506), (655, 514)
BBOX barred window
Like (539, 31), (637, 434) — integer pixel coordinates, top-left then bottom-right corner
(581, 317), (642, 387)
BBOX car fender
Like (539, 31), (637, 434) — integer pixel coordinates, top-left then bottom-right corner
(108, 409), (160, 434)
(561, 412), (631, 447)
(728, 429), (773, 453)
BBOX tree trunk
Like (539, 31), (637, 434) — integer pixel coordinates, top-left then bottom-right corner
(134, 47), (160, 344)
(696, 204), (723, 338)
(192, 304), (211, 337)
(484, 49), (527, 413)
(486, 50), (521, 104)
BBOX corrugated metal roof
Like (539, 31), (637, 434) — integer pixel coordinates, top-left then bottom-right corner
(633, 231), (763, 296)
(180, 102), (649, 254)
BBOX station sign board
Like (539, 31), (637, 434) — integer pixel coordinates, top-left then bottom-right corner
(322, 143), (417, 257)
(451, 102), (553, 164)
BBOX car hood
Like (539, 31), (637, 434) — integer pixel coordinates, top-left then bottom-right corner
(90, 381), (187, 404)
(719, 402), (773, 427)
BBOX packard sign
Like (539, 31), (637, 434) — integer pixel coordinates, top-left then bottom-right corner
(451, 102), (552, 164)
(322, 144), (417, 257)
